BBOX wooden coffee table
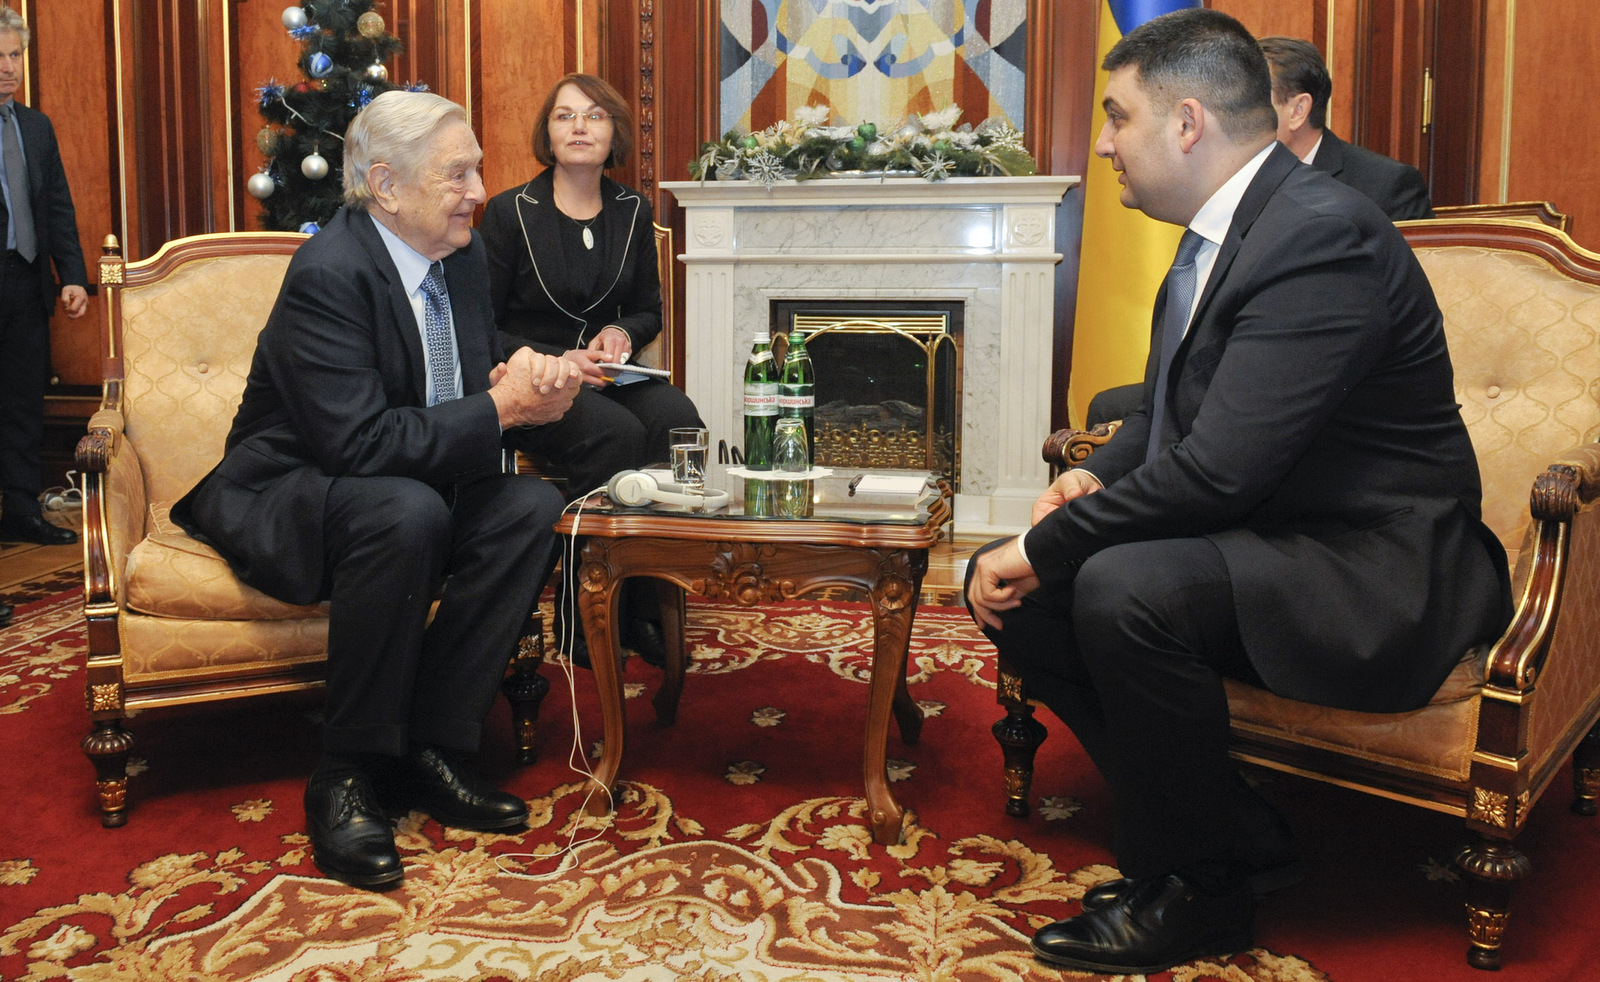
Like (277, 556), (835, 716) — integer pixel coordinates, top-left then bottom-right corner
(554, 468), (952, 845)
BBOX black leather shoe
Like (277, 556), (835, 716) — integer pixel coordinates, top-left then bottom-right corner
(0, 602), (12, 628)
(400, 746), (529, 831)
(624, 618), (667, 668)
(0, 514), (78, 546)
(1081, 851), (1306, 911)
(304, 773), (403, 889)
(1032, 873), (1253, 974)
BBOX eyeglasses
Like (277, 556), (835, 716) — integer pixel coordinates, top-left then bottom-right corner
(550, 111), (611, 125)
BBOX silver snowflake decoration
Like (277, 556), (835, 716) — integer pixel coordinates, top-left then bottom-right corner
(916, 151), (955, 181)
(984, 122), (1026, 152)
(746, 150), (786, 186)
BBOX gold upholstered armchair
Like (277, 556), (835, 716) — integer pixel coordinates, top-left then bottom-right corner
(994, 218), (1600, 970)
(77, 233), (548, 827)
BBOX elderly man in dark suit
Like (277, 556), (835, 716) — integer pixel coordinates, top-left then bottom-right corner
(0, 8), (88, 560)
(967, 9), (1508, 975)
(175, 90), (580, 890)
(1261, 35), (1434, 220)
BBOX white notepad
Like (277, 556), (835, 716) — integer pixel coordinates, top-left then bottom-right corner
(853, 474), (929, 494)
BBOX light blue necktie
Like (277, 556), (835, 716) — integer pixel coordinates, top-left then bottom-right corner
(419, 262), (458, 405)
(0, 104), (36, 262)
(1144, 229), (1205, 463)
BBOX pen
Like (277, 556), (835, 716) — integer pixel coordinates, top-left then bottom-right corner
(848, 473), (864, 495)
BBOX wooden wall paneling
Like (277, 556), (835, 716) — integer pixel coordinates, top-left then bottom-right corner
(1475, 0), (1509, 204)
(1210, 0), (1319, 43)
(477, 0), (568, 204)
(1424, 0), (1486, 206)
(1502, 0), (1600, 248)
(1327, 0), (1359, 137)
(29, 0), (113, 391)
(1044, 0), (1097, 432)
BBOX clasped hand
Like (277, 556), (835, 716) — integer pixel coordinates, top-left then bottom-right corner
(488, 347), (581, 427)
(966, 469), (1103, 631)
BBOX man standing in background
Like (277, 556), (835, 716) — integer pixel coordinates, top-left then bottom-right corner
(0, 6), (88, 550)
(1260, 35), (1435, 221)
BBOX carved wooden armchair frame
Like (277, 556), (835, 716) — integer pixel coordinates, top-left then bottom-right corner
(994, 219), (1600, 969)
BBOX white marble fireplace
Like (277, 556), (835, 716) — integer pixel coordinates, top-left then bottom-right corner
(662, 174), (1078, 535)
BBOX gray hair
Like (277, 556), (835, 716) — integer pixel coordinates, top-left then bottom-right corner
(342, 90), (468, 207)
(0, 7), (31, 48)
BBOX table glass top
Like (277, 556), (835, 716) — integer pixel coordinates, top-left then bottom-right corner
(600, 465), (942, 526)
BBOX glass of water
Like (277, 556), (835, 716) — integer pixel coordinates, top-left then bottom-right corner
(669, 426), (709, 492)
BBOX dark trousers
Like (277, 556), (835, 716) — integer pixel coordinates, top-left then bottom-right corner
(509, 377), (703, 499)
(970, 535), (1274, 881)
(318, 472), (564, 757)
(0, 256), (48, 521)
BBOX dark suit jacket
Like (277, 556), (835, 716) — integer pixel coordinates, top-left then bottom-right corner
(1027, 143), (1508, 714)
(478, 170), (662, 358)
(173, 206), (508, 606)
(1, 101), (87, 313)
(1312, 130), (1434, 221)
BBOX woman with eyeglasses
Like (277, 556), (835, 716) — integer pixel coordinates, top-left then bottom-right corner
(480, 73), (703, 668)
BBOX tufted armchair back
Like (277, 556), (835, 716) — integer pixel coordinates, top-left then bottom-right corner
(1407, 224), (1600, 567)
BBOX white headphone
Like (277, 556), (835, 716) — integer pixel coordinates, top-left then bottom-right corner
(606, 470), (728, 510)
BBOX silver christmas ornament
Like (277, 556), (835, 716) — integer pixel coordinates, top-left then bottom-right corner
(281, 5), (307, 30)
(365, 62), (388, 82)
(247, 171), (276, 200)
(301, 151), (329, 180)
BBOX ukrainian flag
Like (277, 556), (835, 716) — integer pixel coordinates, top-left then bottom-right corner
(1067, 0), (1202, 427)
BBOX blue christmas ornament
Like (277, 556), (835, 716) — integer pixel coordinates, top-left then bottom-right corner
(289, 25), (316, 40)
(349, 86), (374, 110)
(256, 80), (285, 109)
(308, 51), (334, 78)
(405, 81), (430, 93)
(299, 222), (321, 235)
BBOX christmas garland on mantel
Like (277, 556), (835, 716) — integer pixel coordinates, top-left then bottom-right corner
(689, 105), (1037, 185)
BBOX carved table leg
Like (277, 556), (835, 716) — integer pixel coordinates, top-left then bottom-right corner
(579, 544), (627, 818)
(863, 550), (919, 845)
(1455, 834), (1531, 970)
(1572, 719), (1600, 817)
(502, 606), (550, 765)
(993, 699), (1047, 818)
(652, 578), (688, 726)
(82, 719), (134, 827)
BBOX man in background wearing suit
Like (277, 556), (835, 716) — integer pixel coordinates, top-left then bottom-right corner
(175, 91), (580, 890)
(1261, 35), (1435, 220)
(0, 7), (87, 559)
(967, 10), (1508, 974)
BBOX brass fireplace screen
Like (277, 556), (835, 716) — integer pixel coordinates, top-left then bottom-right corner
(772, 304), (961, 486)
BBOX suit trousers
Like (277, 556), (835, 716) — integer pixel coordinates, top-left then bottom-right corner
(0, 255), (48, 520)
(972, 535), (1274, 883)
(509, 377), (704, 500)
(318, 472), (564, 757)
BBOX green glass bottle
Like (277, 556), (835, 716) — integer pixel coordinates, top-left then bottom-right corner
(743, 333), (778, 470)
(778, 329), (816, 467)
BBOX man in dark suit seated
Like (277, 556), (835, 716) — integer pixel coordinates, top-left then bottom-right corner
(967, 10), (1509, 975)
(1261, 35), (1434, 221)
(175, 91), (580, 890)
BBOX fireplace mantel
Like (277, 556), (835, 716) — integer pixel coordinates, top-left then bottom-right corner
(663, 174), (1078, 534)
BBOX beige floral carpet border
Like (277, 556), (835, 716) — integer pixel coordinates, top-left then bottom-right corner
(2, 593), (1329, 981)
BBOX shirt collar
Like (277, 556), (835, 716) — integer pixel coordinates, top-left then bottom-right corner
(370, 214), (435, 296)
(1187, 142), (1277, 248)
(1301, 131), (1325, 166)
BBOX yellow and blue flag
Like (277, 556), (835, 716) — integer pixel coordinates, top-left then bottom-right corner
(1067, 0), (1202, 427)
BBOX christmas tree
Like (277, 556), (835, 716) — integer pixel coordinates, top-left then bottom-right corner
(248, 1), (416, 232)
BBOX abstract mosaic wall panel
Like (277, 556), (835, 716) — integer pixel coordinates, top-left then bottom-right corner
(719, 0), (1028, 135)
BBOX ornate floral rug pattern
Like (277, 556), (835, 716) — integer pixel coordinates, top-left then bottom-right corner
(5, 589), (1596, 980)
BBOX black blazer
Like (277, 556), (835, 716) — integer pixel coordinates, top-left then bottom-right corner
(0, 101), (87, 313)
(479, 170), (662, 358)
(1027, 143), (1508, 713)
(173, 206), (508, 605)
(1312, 130), (1434, 221)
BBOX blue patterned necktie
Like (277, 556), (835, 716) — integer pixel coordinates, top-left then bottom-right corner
(1144, 229), (1206, 463)
(419, 261), (458, 405)
(0, 104), (37, 262)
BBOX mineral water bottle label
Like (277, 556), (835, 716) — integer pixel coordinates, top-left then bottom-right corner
(749, 350), (774, 365)
(777, 391), (814, 411)
(745, 383), (779, 416)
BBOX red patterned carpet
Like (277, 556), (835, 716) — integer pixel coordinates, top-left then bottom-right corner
(2, 588), (1599, 981)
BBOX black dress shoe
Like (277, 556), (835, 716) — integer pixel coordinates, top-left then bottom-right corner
(1081, 851), (1306, 911)
(304, 773), (403, 889)
(0, 514), (78, 546)
(1032, 873), (1253, 974)
(624, 618), (667, 668)
(399, 746), (529, 831)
